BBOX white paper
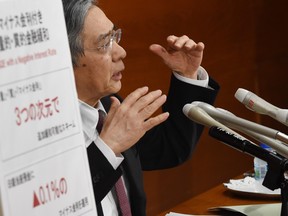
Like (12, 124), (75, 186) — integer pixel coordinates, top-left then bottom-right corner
(166, 213), (194, 216)
(0, 0), (97, 215)
(166, 212), (211, 216)
(166, 203), (282, 216)
(209, 203), (281, 216)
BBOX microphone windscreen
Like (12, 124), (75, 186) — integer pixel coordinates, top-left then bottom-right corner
(235, 88), (249, 103)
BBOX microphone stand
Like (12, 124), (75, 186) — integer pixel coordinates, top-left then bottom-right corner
(209, 126), (288, 216)
(262, 157), (288, 216)
(269, 160), (288, 216)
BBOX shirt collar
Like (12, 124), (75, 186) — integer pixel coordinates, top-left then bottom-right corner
(78, 100), (105, 146)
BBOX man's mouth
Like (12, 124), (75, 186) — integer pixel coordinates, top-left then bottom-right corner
(112, 71), (122, 81)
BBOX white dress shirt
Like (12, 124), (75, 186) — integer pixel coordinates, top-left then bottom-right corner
(79, 67), (210, 215)
(79, 101), (123, 215)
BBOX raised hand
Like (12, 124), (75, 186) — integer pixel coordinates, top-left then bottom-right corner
(149, 35), (204, 79)
(99, 86), (169, 155)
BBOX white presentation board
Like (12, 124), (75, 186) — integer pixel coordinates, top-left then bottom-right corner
(0, 0), (97, 215)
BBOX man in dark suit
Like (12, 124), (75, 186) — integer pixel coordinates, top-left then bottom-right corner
(62, 0), (220, 215)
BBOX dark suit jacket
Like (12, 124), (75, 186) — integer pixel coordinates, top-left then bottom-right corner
(87, 75), (220, 215)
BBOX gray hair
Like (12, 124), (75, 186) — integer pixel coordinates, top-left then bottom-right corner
(62, 0), (98, 66)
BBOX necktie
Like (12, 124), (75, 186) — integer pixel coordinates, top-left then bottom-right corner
(95, 109), (132, 215)
(115, 177), (132, 216)
(96, 109), (106, 133)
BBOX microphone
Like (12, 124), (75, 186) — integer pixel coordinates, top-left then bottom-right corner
(214, 107), (288, 158)
(183, 103), (288, 158)
(183, 104), (246, 137)
(209, 126), (282, 163)
(235, 88), (288, 126)
(190, 101), (288, 145)
(209, 126), (284, 190)
(183, 104), (224, 128)
(184, 103), (288, 215)
(183, 104), (287, 191)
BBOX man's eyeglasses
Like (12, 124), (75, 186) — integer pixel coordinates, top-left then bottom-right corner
(85, 28), (122, 53)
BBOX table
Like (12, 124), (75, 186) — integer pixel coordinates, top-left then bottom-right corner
(158, 177), (281, 215)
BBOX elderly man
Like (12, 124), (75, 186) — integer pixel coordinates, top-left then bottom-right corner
(62, 0), (220, 215)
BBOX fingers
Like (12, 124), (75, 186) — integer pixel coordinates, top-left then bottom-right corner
(129, 89), (168, 130)
(123, 88), (166, 121)
(149, 36), (204, 61)
(105, 87), (167, 129)
(107, 96), (121, 117)
(167, 35), (204, 52)
(101, 96), (120, 131)
(143, 112), (169, 131)
(134, 89), (166, 112)
(122, 87), (166, 115)
(139, 92), (167, 121)
(100, 88), (169, 154)
(122, 86), (149, 107)
(149, 44), (168, 60)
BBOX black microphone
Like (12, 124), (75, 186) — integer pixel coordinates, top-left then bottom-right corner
(209, 126), (284, 190)
(215, 107), (288, 159)
(209, 126), (280, 162)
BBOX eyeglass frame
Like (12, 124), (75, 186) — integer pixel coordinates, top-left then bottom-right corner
(84, 28), (122, 53)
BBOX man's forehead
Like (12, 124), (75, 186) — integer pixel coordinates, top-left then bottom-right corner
(84, 6), (114, 39)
